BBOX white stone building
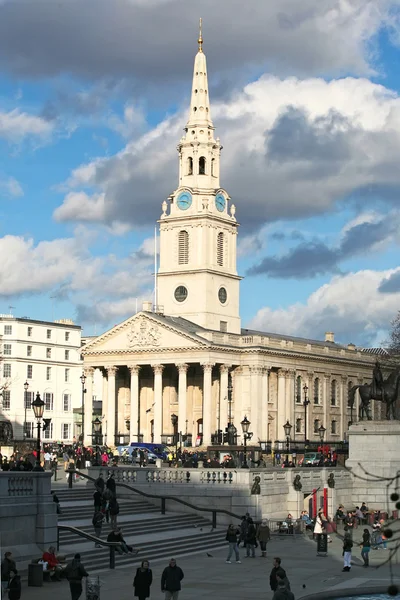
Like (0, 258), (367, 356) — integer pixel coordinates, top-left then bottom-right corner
(81, 32), (378, 448)
(0, 315), (82, 442)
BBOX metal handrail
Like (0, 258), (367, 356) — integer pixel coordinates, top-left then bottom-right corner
(67, 469), (244, 527)
(57, 524), (120, 568)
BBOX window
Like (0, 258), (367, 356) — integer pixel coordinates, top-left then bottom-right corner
(65, 350), (70, 360)
(27, 364), (33, 379)
(25, 422), (34, 438)
(63, 394), (71, 412)
(217, 232), (224, 266)
(313, 419), (320, 434)
(44, 392), (54, 411)
(27, 345), (32, 357)
(331, 379), (337, 406)
(2, 390), (10, 410)
(296, 375), (302, 403)
(211, 157), (215, 176)
(25, 391), (34, 409)
(43, 422), (53, 439)
(331, 420), (337, 435)
(3, 344), (11, 355)
(295, 418), (302, 433)
(220, 321), (227, 332)
(174, 286), (188, 303)
(314, 378), (320, 404)
(3, 364), (11, 378)
(65, 368), (70, 383)
(4, 325), (12, 335)
(27, 326), (32, 337)
(46, 348), (51, 359)
(65, 332), (70, 341)
(62, 423), (70, 440)
(46, 329), (51, 339)
(347, 381), (353, 407)
(187, 157), (193, 175)
(178, 230), (189, 265)
(199, 156), (206, 175)
(46, 367), (51, 381)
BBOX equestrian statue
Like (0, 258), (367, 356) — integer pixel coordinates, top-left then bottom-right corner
(348, 361), (400, 421)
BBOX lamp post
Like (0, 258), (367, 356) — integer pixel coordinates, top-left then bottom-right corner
(80, 372), (86, 446)
(92, 417), (102, 466)
(318, 424), (326, 443)
(31, 392), (45, 471)
(302, 384), (310, 444)
(171, 413), (178, 456)
(283, 420), (292, 465)
(23, 381), (29, 439)
(240, 416), (252, 468)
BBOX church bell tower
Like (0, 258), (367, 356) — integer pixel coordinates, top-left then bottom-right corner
(157, 21), (241, 334)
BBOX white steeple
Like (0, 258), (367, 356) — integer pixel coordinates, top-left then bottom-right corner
(186, 18), (213, 130)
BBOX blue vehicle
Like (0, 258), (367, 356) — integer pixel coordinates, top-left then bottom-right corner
(129, 442), (170, 460)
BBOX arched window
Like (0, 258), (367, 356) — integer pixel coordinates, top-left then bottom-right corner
(199, 156), (206, 175)
(331, 420), (337, 435)
(314, 377), (320, 404)
(347, 380), (353, 407)
(295, 418), (302, 433)
(217, 232), (224, 266)
(296, 375), (302, 403)
(187, 157), (193, 175)
(313, 418), (320, 434)
(178, 230), (189, 265)
(211, 158), (215, 176)
(331, 379), (337, 406)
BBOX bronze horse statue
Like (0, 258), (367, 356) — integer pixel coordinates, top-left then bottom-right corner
(348, 366), (400, 421)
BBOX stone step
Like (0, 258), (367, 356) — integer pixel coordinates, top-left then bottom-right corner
(58, 503), (158, 521)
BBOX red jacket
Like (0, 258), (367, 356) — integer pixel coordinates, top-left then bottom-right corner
(42, 552), (59, 569)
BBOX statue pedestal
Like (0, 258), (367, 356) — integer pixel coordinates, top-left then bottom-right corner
(346, 421), (400, 511)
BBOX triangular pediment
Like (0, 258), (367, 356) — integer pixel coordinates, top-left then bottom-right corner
(82, 312), (209, 355)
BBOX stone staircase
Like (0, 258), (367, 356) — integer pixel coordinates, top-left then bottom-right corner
(55, 486), (226, 572)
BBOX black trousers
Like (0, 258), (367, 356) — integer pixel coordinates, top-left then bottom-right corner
(69, 581), (83, 600)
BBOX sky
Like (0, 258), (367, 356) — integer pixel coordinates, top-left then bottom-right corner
(1, 0), (400, 347)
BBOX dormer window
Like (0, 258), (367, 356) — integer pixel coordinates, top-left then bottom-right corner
(187, 157), (193, 175)
(199, 156), (206, 175)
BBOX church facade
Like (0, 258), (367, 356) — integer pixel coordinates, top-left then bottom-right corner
(82, 32), (376, 448)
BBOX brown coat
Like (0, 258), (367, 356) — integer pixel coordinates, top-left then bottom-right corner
(257, 524), (271, 542)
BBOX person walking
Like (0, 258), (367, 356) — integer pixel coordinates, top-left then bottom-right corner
(161, 558), (184, 600)
(1, 552), (17, 595)
(109, 496), (120, 530)
(342, 528), (353, 572)
(225, 524), (241, 564)
(270, 558), (290, 593)
(92, 510), (105, 548)
(360, 528), (371, 567)
(106, 473), (116, 498)
(133, 560), (153, 600)
(245, 518), (257, 558)
(257, 519), (271, 558)
(65, 553), (88, 600)
(273, 576), (295, 600)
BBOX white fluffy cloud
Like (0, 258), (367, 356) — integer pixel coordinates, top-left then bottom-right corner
(248, 268), (400, 346)
(0, 108), (52, 141)
(0, 176), (23, 198)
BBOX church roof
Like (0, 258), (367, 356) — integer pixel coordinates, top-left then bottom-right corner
(240, 327), (348, 349)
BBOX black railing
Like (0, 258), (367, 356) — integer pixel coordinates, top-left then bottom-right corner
(67, 469), (243, 528)
(57, 524), (120, 568)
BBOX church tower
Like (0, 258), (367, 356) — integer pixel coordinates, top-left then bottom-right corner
(157, 21), (241, 334)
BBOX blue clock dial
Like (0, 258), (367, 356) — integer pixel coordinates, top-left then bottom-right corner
(177, 191), (192, 210)
(215, 193), (226, 212)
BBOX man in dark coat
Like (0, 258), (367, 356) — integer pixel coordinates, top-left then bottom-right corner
(64, 553), (88, 600)
(270, 558), (290, 592)
(161, 558), (184, 600)
(1, 552), (17, 595)
(134, 560), (153, 600)
(106, 473), (116, 497)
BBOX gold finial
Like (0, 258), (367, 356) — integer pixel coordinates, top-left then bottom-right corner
(198, 17), (203, 52)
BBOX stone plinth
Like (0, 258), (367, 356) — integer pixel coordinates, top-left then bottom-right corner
(346, 420), (400, 511)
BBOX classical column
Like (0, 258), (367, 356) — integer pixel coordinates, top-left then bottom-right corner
(128, 365), (140, 444)
(177, 363), (189, 439)
(152, 364), (164, 443)
(260, 367), (270, 441)
(106, 366), (117, 447)
(340, 375), (347, 440)
(219, 365), (230, 431)
(201, 363), (214, 446)
(277, 369), (287, 437)
(83, 367), (94, 446)
(249, 365), (264, 439)
(306, 372), (314, 441)
(287, 369), (296, 429)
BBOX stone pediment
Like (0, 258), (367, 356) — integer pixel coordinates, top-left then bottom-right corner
(82, 313), (208, 355)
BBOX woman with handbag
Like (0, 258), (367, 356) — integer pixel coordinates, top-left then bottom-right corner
(133, 560), (152, 600)
(313, 509), (327, 541)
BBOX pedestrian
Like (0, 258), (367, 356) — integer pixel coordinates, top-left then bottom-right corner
(106, 473), (116, 498)
(92, 510), (105, 548)
(139, 449), (145, 468)
(1, 552), (17, 595)
(94, 473), (105, 494)
(342, 527), (353, 571)
(245, 517), (257, 558)
(239, 515), (248, 548)
(51, 490), (61, 514)
(257, 519), (271, 558)
(360, 528), (371, 567)
(225, 523), (241, 564)
(93, 489), (102, 513)
(270, 558), (290, 592)
(273, 575), (295, 600)
(161, 558), (184, 600)
(109, 496), (120, 529)
(313, 509), (327, 541)
(8, 571), (21, 600)
(63, 451), (69, 472)
(65, 553), (88, 600)
(133, 560), (153, 600)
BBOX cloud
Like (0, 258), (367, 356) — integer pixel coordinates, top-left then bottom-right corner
(379, 270), (400, 293)
(0, 176), (23, 198)
(53, 192), (107, 223)
(0, 108), (52, 141)
(248, 268), (400, 346)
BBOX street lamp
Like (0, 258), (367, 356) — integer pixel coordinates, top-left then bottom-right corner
(32, 392), (45, 471)
(23, 381), (29, 439)
(92, 417), (102, 466)
(80, 372), (86, 446)
(171, 413), (178, 455)
(240, 416), (253, 468)
(302, 384), (310, 444)
(318, 424), (326, 443)
(283, 420), (292, 465)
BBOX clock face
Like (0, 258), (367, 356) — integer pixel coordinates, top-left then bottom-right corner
(215, 193), (226, 212)
(177, 191), (192, 211)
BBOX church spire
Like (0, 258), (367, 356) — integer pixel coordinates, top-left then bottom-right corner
(198, 17), (203, 53)
(186, 19), (213, 129)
